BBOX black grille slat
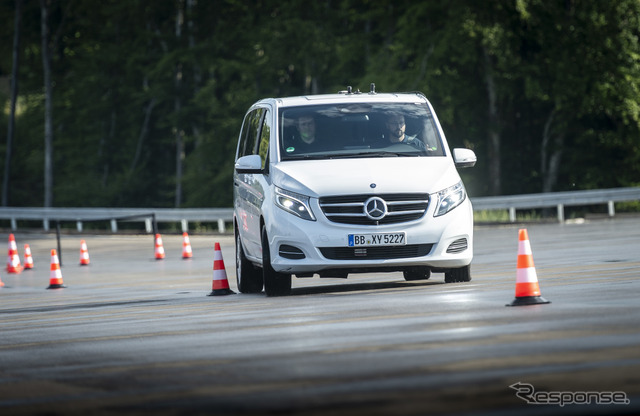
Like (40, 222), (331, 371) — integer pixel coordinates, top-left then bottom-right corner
(382, 213), (422, 223)
(319, 244), (433, 260)
(388, 204), (428, 212)
(319, 193), (429, 225)
(324, 206), (362, 215)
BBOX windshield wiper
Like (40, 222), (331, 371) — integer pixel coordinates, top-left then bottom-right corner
(329, 151), (420, 159)
(283, 154), (327, 161)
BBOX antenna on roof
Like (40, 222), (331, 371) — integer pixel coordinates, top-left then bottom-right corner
(339, 85), (366, 95)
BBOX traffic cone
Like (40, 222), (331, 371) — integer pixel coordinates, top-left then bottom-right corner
(507, 229), (550, 306)
(47, 249), (65, 289)
(23, 244), (34, 269)
(7, 234), (23, 274)
(208, 242), (234, 296)
(154, 234), (165, 260)
(182, 232), (193, 259)
(0, 272), (4, 288)
(79, 240), (90, 266)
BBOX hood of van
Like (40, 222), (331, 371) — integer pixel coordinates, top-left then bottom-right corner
(272, 157), (460, 197)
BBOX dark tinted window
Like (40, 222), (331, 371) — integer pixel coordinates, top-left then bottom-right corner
(279, 103), (445, 160)
(258, 109), (271, 168)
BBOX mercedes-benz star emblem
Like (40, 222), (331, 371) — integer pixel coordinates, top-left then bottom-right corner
(364, 197), (387, 220)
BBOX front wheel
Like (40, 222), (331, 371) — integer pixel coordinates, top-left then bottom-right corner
(235, 230), (263, 293)
(261, 228), (292, 296)
(444, 265), (471, 283)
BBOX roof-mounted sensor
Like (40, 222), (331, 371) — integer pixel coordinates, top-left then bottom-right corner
(339, 83), (377, 95)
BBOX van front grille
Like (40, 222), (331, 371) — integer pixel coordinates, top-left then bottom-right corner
(319, 193), (429, 225)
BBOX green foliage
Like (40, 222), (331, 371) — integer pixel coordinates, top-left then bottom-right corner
(1, 0), (639, 208)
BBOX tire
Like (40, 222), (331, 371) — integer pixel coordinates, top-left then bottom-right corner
(403, 267), (431, 281)
(235, 230), (263, 293)
(444, 265), (471, 283)
(261, 228), (292, 296)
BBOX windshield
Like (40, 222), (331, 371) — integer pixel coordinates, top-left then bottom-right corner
(279, 102), (445, 161)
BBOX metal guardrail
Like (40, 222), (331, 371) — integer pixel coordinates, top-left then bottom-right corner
(0, 207), (234, 233)
(470, 187), (640, 222)
(0, 187), (638, 232)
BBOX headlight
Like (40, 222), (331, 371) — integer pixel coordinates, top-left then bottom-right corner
(434, 181), (466, 217)
(275, 187), (316, 221)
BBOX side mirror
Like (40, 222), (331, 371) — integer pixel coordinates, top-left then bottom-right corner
(453, 148), (477, 168)
(235, 154), (263, 174)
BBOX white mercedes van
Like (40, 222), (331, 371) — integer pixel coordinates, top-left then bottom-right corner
(233, 86), (476, 296)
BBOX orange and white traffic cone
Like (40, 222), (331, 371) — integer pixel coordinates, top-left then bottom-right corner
(23, 244), (34, 269)
(208, 242), (234, 296)
(154, 234), (165, 260)
(7, 234), (23, 274)
(0, 272), (4, 288)
(47, 249), (65, 289)
(182, 232), (193, 259)
(79, 240), (90, 266)
(507, 229), (550, 306)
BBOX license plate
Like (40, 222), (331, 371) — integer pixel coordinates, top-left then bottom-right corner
(348, 233), (406, 247)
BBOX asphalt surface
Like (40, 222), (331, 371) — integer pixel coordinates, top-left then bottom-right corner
(0, 217), (639, 416)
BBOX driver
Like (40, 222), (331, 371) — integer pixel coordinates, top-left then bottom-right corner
(382, 113), (427, 151)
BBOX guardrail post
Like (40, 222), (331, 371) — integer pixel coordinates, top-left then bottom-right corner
(218, 219), (225, 233)
(509, 207), (516, 223)
(608, 201), (615, 217)
(43, 218), (50, 231)
(76, 221), (83, 232)
(152, 213), (158, 235)
(145, 218), (152, 233)
(56, 221), (62, 266)
(181, 219), (188, 233)
(557, 204), (564, 222)
(11, 218), (17, 231)
(110, 219), (117, 233)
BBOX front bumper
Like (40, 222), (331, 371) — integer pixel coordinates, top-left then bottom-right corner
(266, 197), (473, 274)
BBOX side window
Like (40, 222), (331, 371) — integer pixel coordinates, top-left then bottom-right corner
(257, 109), (271, 169)
(237, 114), (251, 159)
(237, 108), (265, 159)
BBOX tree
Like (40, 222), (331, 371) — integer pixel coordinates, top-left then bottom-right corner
(40, 0), (53, 207)
(2, 0), (640, 211)
(2, 0), (22, 207)
(516, 0), (640, 192)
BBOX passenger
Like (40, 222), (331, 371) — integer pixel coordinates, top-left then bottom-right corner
(296, 115), (317, 146)
(380, 113), (427, 151)
(284, 114), (319, 154)
(417, 117), (443, 154)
